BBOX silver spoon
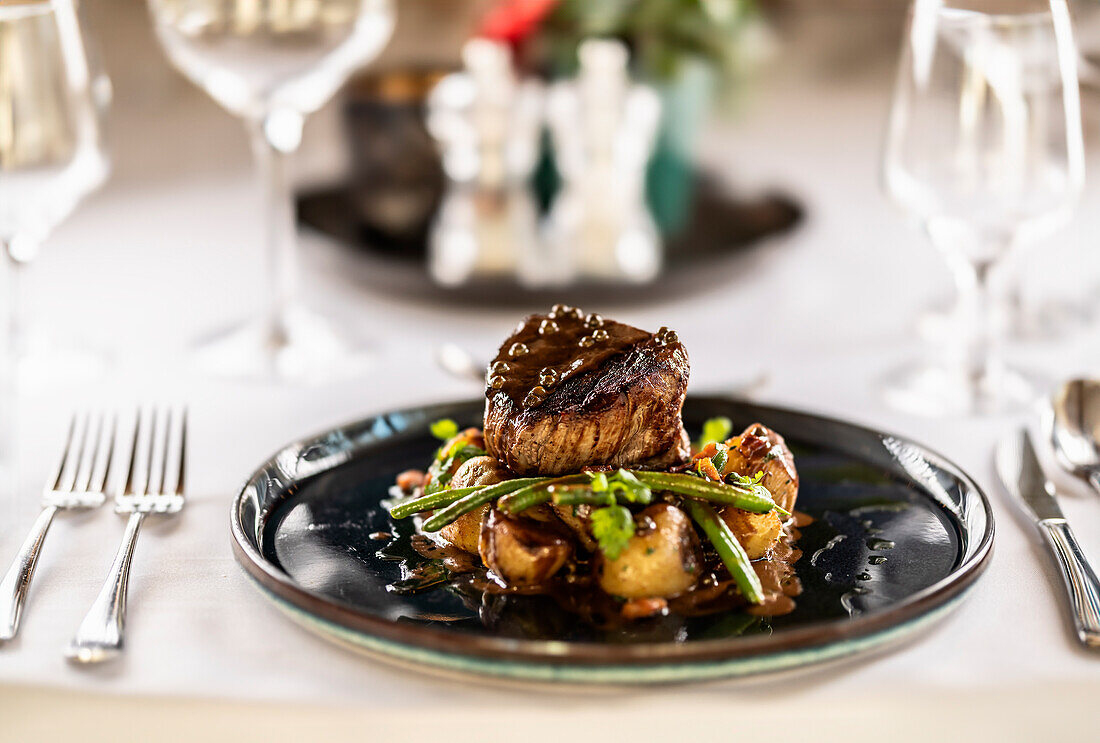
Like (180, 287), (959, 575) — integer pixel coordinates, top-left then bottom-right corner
(1050, 379), (1100, 495)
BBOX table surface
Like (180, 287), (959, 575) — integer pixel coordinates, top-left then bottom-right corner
(3, 8), (1100, 740)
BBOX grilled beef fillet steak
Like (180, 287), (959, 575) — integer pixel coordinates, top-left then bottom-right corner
(482, 307), (691, 475)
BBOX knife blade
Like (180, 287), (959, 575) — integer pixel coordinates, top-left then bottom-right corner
(995, 429), (1064, 522)
(995, 428), (1100, 650)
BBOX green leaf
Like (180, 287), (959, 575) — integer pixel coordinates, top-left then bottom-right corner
(590, 505), (635, 560)
(542, 0), (758, 83)
(695, 416), (733, 450)
(606, 468), (652, 504)
(711, 445), (729, 473)
(423, 469), (453, 495)
(429, 418), (459, 441)
(423, 442), (486, 495)
(726, 470), (764, 488)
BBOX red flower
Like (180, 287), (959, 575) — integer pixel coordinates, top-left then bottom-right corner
(479, 0), (558, 44)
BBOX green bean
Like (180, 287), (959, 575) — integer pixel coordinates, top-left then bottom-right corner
(632, 471), (788, 517)
(498, 474), (588, 514)
(422, 477), (544, 532)
(548, 487), (616, 508)
(388, 486), (479, 520)
(684, 500), (764, 605)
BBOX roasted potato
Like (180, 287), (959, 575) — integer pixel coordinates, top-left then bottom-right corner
(439, 456), (509, 554)
(440, 504), (488, 554)
(450, 456), (509, 489)
(479, 508), (572, 586)
(720, 507), (782, 559)
(723, 423), (799, 514)
(551, 503), (597, 552)
(596, 504), (702, 600)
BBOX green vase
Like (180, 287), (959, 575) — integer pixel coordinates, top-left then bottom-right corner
(647, 61), (715, 237)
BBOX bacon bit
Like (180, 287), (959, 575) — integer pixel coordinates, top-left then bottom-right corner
(621, 597), (668, 620)
(696, 457), (721, 482)
(739, 433), (769, 459)
(396, 470), (426, 492)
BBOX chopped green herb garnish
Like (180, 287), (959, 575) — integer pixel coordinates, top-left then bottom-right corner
(711, 445), (729, 473)
(726, 470), (764, 489)
(424, 441), (486, 495)
(604, 468), (652, 504)
(695, 416), (733, 450)
(429, 418), (459, 441)
(590, 505), (635, 560)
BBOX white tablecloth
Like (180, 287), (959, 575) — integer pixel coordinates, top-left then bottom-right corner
(3, 8), (1100, 741)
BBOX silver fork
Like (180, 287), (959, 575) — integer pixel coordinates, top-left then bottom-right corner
(66, 406), (186, 664)
(0, 413), (116, 642)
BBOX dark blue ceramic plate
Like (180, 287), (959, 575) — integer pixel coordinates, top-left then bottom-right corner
(230, 397), (993, 683)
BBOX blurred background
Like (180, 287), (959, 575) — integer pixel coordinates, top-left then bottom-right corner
(8, 0), (1100, 405)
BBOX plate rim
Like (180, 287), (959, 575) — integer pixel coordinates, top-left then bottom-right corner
(229, 396), (995, 668)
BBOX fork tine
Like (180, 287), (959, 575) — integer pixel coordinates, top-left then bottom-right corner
(49, 413), (78, 491)
(143, 408), (158, 496)
(177, 408), (187, 496)
(88, 413), (117, 495)
(131, 407), (156, 497)
(147, 408), (168, 497)
(55, 413), (90, 494)
(122, 408), (144, 497)
(158, 406), (186, 496)
(74, 413), (104, 493)
(159, 408), (173, 495)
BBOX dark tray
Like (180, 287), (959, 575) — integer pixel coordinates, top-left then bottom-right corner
(297, 175), (803, 308)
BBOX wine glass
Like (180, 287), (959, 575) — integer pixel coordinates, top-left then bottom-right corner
(0, 0), (110, 387)
(146, 0), (395, 381)
(882, 0), (1084, 415)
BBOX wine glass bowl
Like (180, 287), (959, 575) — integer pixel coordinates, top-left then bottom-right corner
(0, 1), (108, 254)
(148, 0), (393, 122)
(881, 0), (1084, 416)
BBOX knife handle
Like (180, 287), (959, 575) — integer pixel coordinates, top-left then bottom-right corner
(1039, 519), (1100, 649)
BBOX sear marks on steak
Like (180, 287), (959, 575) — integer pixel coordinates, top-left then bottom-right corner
(482, 306), (690, 476)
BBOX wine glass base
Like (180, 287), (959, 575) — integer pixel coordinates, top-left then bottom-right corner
(917, 298), (1093, 344)
(192, 306), (375, 383)
(915, 300), (962, 345)
(1007, 298), (1094, 342)
(880, 361), (1044, 417)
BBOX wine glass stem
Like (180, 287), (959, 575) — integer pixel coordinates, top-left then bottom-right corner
(963, 256), (1004, 391)
(246, 117), (299, 349)
(1, 243), (25, 494)
(1, 242), (28, 367)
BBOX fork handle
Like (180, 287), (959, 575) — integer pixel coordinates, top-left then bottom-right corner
(1039, 518), (1100, 650)
(0, 505), (58, 642)
(65, 511), (145, 663)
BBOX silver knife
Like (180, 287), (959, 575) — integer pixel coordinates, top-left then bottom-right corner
(996, 429), (1100, 649)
